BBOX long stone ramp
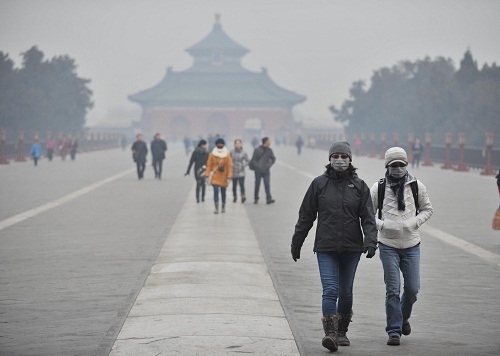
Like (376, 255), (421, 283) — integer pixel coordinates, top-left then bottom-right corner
(109, 186), (299, 355)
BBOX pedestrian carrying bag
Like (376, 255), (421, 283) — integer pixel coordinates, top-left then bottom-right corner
(377, 178), (419, 219)
(493, 210), (500, 230)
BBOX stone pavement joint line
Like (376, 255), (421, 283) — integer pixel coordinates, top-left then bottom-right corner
(0, 168), (135, 232)
(109, 186), (300, 355)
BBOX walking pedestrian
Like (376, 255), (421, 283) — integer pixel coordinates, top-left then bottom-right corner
(69, 137), (78, 161)
(131, 134), (148, 180)
(290, 141), (378, 352)
(295, 136), (304, 155)
(46, 137), (56, 161)
(151, 133), (167, 179)
(205, 138), (232, 214)
(185, 139), (209, 203)
(370, 147), (433, 346)
(58, 136), (68, 161)
(249, 137), (276, 204)
(411, 139), (422, 168)
(183, 136), (191, 156)
(30, 139), (42, 166)
(230, 139), (249, 203)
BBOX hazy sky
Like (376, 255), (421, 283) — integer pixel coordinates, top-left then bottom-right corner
(1, 0), (499, 127)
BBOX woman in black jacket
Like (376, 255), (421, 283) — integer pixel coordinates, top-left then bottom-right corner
(185, 139), (209, 202)
(291, 141), (378, 352)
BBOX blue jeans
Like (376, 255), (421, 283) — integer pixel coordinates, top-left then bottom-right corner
(212, 185), (226, 204)
(317, 251), (361, 316)
(379, 243), (420, 336)
(254, 171), (271, 201)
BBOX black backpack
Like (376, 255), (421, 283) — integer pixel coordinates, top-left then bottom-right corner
(377, 178), (420, 219)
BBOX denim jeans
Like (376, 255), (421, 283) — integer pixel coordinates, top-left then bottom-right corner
(254, 171), (271, 201)
(212, 185), (226, 204)
(316, 251), (361, 316)
(379, 243), (420, 336)
(232, 177), (245, 198)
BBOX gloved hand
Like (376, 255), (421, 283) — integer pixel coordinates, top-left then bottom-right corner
(291, 243), (301, 262)
(364, 246), (376, 258)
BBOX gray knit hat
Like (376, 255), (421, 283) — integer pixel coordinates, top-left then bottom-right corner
(384, 147), (408, 167)
(328, 141), (352, 160)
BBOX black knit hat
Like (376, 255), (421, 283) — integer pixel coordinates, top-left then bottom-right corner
(215, 138), (225, 145)
(328, 141), (352, 160)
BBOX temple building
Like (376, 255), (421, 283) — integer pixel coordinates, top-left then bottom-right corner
(129, 15), (306, 139)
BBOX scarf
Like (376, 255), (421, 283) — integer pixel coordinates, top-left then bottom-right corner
(386, 171), (407, 211)
(211, 146), (229, 158)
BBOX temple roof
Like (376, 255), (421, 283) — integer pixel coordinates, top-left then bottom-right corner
(129, 15), (306, 109)
(186, 14), (249, 57)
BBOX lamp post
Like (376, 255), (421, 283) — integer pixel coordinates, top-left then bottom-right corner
(422, 132), (433, 166)
(481, 132), (496, 175)
(380, 133), (386, 159)
(15, 130), (26, 162)
(455, 132), (469, 171)
(0, 130), (9, 164)
(442, 132), (453, 169)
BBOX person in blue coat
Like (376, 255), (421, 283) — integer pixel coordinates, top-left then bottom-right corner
(30, 139), (42, 166)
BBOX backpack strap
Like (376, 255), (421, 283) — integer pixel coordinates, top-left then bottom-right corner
(378, 178), (420, 219)
(410, 180), (420, 215)
(377, 178), (385, 219)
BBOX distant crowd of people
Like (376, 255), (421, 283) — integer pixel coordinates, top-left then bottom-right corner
(132, 133), (277, 214)
(29, 136), (78, 166)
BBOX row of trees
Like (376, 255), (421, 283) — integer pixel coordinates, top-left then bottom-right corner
(0, 46), (93, 135)
(330, 50), (500, 147)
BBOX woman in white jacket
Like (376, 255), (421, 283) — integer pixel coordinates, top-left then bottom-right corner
(370, 147), (433, 346)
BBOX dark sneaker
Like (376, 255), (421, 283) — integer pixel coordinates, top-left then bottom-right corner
(266, 199), (275, 204)
(254, 199), (259, 204)
(387, 335), (400, 346)
(402, 321), (411, 336)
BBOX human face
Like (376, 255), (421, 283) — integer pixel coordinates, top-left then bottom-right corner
(388, 162), (407, 168)
(235, 140), (242, 149)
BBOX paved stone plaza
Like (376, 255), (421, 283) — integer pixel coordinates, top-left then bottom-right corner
(1, 143), (499, 355)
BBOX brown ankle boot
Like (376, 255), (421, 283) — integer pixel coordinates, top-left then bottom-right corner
(321, 315), (338, 352)
(337, 312), (352, 346)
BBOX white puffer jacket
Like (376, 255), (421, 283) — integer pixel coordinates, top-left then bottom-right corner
(370, 174), (433, 249)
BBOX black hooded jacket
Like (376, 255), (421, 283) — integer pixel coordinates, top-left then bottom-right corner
(292, 165), (378, 253)
(186, 146), (209, 178)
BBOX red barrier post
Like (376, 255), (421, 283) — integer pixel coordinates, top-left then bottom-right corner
(455, 132), (469, 171)
(369, 133), (376, 157)
(0, 130), (9, 164)
(393, 132), (399, 147)
(15, 130), (26, 162)
(422, 132), (433, 166)
(380, 133), (387, 159)
(407, 132), (415, 164)
(442, 132), (453, 169)
(481, 132), (496, 175)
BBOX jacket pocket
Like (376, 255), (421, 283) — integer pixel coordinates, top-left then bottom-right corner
(380, 219), (401, 239)
(403, 217), (418, 233)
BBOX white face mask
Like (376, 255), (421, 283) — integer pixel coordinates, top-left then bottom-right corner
(388, 166), (407, 178)
(330, 158), (350, 172)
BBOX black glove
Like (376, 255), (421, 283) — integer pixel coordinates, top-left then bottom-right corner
(291, 243), (301, 262)
(364, 246), (376, 258)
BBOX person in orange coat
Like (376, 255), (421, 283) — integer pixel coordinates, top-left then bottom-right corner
(205, 138), (233, 214)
